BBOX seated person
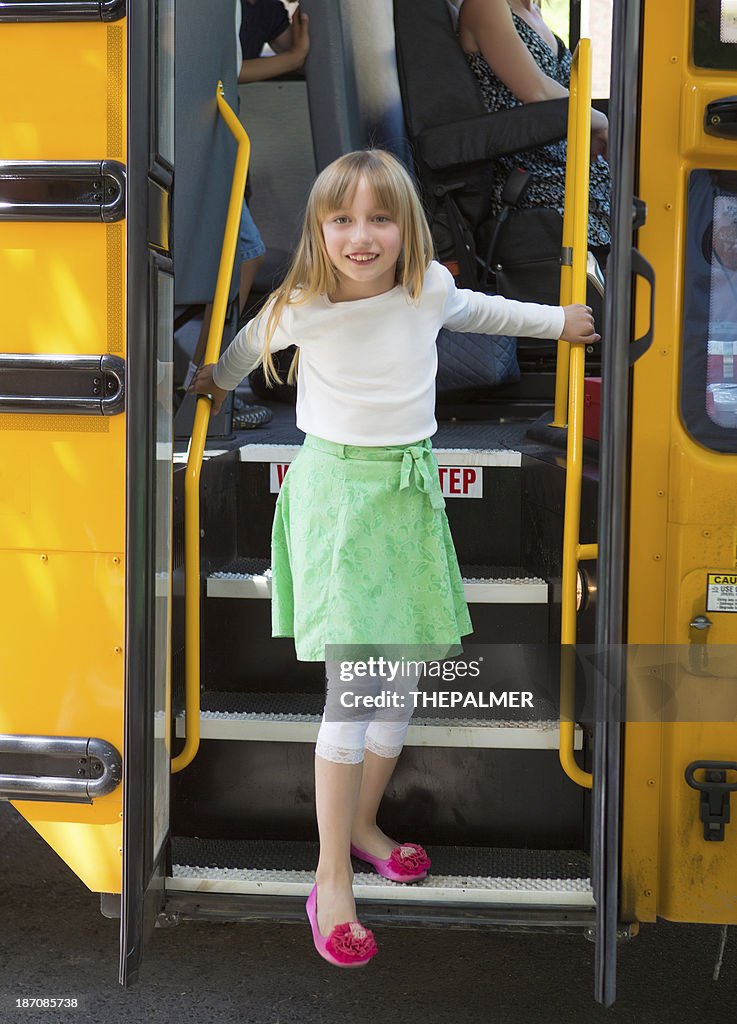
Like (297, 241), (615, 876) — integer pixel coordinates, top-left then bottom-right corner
(458, 0), (611, 259)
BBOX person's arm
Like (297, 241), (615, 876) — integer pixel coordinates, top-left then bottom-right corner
(267, 22), (292, 54)
(435, 263), (599, 343)
(460, 0), (566, 105)
(238, 6), (309, 83)
(206, 299), (294, 392)
(459, 0), (608, 158)
(435, 261), (564, 339)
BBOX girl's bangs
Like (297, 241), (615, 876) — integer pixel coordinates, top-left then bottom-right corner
(312, 155), (404, 223)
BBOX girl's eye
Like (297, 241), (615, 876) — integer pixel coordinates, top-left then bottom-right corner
(373, 215), (391, 223)
(333, 216), (350, 224)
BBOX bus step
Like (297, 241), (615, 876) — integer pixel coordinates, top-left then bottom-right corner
(174, 691), (582, 750)
(168, 838), (593, 910)
(207, 558), (548, 605)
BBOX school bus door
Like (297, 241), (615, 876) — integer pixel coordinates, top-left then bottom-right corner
(0, 0), (173, 988)
(119, 0), (175, 987)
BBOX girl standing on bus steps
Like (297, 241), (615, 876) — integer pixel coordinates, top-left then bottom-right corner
(190, 148), (599, 968)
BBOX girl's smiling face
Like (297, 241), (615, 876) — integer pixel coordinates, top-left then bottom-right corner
(321, 176), (403, 301)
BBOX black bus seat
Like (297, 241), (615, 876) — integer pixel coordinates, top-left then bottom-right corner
(393, 0), (605, 327)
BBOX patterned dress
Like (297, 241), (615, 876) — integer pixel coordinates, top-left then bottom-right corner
(466, 12), (611, 248)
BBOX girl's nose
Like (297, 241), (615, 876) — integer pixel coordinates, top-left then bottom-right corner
(349, 219), (371, 243)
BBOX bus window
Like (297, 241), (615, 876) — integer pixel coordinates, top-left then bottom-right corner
(156, 0), (175, 164)
(584, 0), (613, 100)
(693, 0), (737, 70)
(681, 169), (737, 450)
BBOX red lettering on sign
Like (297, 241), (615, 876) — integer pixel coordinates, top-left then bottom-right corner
(277, 464), (289, 485)
(438, 466), (448, 489)
(449, 467), (462, 494)
(463, 468), (476, 490)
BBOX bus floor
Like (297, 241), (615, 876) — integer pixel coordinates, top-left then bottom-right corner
(174, 380), (563, 459)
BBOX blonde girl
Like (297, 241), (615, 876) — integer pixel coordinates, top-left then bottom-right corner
(191, 148), (598, 968)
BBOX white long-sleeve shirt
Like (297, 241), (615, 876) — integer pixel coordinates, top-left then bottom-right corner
(213, 260), (565, 445)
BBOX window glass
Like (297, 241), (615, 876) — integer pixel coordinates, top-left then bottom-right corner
(681, 170), (737, 452)
(583, 0), (612, 99)
(693, 0), (737, 70)
(155, 0), (174, 164)
(152, 266), (173, 863)
(546, 0), (571, 47)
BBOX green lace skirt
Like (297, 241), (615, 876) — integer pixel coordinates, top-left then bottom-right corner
(271, 434), (473, 662)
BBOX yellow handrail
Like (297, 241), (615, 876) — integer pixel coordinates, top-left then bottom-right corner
(172, 82), (251, 774)
(557, 40), (595, 789)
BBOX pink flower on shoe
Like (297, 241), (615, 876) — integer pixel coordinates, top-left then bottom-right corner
(326, 922), (378, 965)
(388, 843), (431, 875)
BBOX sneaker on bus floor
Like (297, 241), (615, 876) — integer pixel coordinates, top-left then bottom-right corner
(232, 404), (272, 429)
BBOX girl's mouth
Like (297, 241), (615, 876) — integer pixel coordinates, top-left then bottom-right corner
(346, 253), (379, 264)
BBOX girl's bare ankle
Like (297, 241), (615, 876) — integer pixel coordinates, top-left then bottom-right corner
(315, 865), (353, 888)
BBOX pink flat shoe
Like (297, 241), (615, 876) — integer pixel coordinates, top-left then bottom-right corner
(305, 885), (377, 968)
(350, 841), (431, 883)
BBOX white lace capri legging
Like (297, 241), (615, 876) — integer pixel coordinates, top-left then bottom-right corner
(315, 662), (421, 764)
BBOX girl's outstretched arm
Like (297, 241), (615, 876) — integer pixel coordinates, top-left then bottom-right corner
(209, 300), (295, 393)
(438, 262), (565, 339)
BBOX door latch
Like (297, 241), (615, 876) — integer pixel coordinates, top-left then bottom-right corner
(705, 97), (737, 139)
(685, 760), (737, 841)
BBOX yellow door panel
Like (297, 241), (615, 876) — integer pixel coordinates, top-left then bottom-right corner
(9, 812), (122, 894)
(620, 722), (662, 924)
(0, 222), (124, 357)
(0, 550), (124, 739)
(0, 23), (125, 159)
(0, 420), (125, 551)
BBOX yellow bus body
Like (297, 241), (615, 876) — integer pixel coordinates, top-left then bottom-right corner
(0, 19), (127, 893)
(623, 0), (737, 925)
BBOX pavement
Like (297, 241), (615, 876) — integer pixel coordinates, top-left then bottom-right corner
(0, 800), (735, 1024)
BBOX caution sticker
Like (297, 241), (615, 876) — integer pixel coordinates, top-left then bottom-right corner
(706, 573), (737, 613)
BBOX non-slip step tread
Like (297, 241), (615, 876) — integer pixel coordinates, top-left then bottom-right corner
(169, 838), (593, 904)
(175, 692), (583, 750)
(239, 444), (523, 466)
(207, 559), (548, 606)
(210, 557), (545, 587)
(172, 837), (590, 880)
(197, 690), (561, 728)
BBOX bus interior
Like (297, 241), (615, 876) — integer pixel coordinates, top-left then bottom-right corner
(164, 0), (608, 949)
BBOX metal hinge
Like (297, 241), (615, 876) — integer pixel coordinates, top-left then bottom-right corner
(0, 160), (126, 222)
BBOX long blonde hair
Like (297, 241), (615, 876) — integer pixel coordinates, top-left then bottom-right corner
(256, 149), (434, 386)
